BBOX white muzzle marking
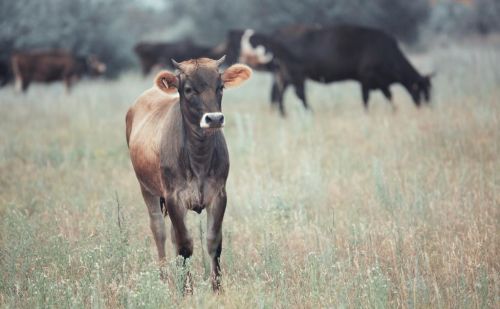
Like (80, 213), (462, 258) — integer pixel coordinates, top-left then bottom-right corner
(200, 112), (225, 129)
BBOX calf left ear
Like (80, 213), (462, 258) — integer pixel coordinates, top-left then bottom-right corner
(222, 64), (252, 88)
(155, 70), (179, 94)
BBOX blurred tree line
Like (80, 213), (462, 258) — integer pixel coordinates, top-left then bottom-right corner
(426, 0), (500, 37)
(1, 0), (499, 76)
(167, 0), (430, 44)
(168, 0), (500, 44)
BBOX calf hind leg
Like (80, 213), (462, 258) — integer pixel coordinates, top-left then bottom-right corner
(141, 186), (167, 260)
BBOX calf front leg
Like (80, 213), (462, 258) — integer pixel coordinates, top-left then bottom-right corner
(166, 196), (193, 294)
(166, 196), (193, 259)
(207, 190), (227, 292)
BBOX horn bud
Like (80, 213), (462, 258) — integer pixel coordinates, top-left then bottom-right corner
(216, 55), (226, 67)
(171, 59), (181, 70)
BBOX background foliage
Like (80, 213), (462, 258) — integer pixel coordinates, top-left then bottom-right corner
(0, 0), (500, 75)
(1, 0), (500, 75)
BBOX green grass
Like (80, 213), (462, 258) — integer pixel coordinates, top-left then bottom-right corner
(1, 41), (499, 308)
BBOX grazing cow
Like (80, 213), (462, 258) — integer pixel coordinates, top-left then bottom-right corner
(126, 56), (251, 292)
(11, 50), (106, 93)
(227, 24), (433, 115)
(134, 40), (222, 75)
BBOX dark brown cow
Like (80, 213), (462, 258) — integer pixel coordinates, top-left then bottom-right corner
(11, 50), (106, 93)
(134, 40), (223, 76)
(126, 56), (251, 292)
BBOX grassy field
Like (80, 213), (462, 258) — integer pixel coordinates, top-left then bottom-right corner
(0, 41), (498, 308)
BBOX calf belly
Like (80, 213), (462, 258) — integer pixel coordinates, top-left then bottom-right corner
(174, 178), (224, 213)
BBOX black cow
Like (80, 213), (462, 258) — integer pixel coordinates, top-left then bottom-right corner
(227, 24), (433, 116)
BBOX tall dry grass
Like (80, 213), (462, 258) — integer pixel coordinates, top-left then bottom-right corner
(0, 41), (498, 308)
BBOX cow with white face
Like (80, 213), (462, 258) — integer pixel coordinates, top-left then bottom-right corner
(238, 29), (274, 68)
(225, 29), (285, 71)
(225, 25), (435, 116)
(224, 29), (298, 115)
(126, 56), (252, 293)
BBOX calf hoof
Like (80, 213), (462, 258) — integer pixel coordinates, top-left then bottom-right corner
(159, 261), (168, 282)
(159, 268), (167, 282)
(183, 271), (193, 296)
(211, 274), (223, 294)
(177, 238), (194, 260)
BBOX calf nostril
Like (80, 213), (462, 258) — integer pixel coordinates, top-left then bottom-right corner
(205, 115), (212, 123)
(220, 115), (224, 123)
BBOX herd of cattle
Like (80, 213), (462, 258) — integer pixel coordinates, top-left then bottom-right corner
(0, 24), (433, 115)
(0, 24), (436, 293)
(125, 24), (437, 293)
(125, 25), (435, 293)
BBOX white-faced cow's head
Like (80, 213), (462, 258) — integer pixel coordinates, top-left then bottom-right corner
(154, 56), (252, 131)
(239, 29), (274, 68)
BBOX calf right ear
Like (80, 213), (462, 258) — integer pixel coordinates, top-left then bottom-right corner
(222, 64), (252, 88)
(155, 70), (179, 94)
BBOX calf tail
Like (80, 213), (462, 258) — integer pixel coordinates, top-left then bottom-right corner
(125, 109), (134, 147)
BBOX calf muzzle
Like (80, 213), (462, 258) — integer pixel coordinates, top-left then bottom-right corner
(200, 112), (225, 129)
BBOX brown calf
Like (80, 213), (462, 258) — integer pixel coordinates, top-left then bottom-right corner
(126, 56), (251, 291)
(11, 50), (106, 93)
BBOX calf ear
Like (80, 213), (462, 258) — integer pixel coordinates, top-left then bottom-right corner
(155, 70), (179, 94)
(222, 64), (252, 88)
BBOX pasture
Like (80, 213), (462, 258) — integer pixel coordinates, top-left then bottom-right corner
(0, 42), (498, 308)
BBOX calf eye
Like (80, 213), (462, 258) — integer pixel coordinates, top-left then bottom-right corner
(217, 85), (224, 93)
(184, 86), (193, 96)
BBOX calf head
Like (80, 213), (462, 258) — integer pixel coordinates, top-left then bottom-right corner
(155, 56), (252, 131)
